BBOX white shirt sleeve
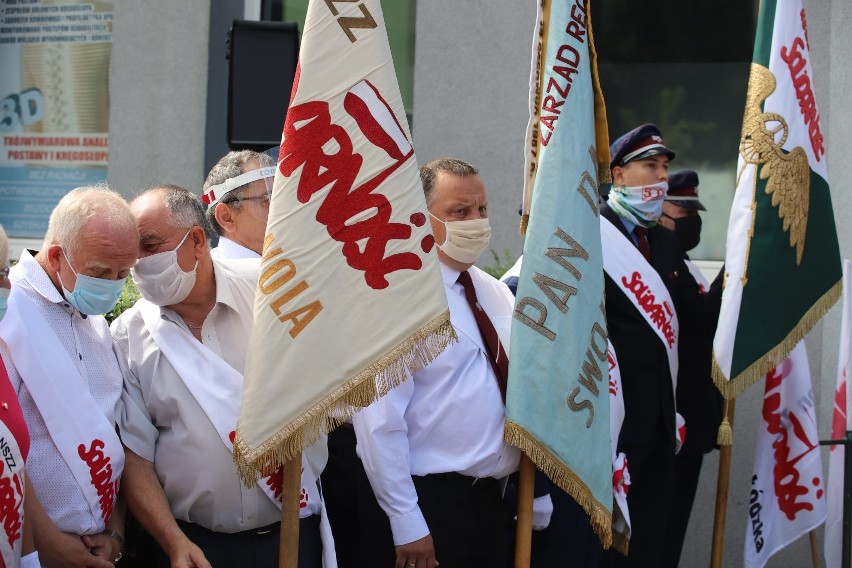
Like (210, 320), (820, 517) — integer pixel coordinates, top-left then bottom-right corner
(111, 317), (159, 462)
(352, 376), (429, 546)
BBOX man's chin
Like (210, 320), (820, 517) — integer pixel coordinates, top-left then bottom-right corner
(437, 251), (475, 273)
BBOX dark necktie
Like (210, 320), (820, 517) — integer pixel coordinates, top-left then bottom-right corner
(634, 226), (651, 262)
(457, 270), (509, 403)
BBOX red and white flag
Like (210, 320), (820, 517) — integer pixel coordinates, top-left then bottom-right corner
(234, 0), (453, 482)
(745, 341), (826, 568)
(825, 259), (852, 568)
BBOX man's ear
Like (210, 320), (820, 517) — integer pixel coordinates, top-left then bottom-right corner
(214, 202), (237, 233)
(189, 225), (207, 252)
(611, 165), (625, 186)
(45, 244), (64, 273)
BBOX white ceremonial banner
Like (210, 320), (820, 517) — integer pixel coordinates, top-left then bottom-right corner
(825, 259), (852, 568)
(235, 0), (453, 481)
(745, 342), (826, 568)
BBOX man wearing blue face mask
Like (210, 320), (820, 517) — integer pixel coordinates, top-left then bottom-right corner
(353, 158), (519, 568)
(600, 125), (723, 567)
(0, 186), (137, 568)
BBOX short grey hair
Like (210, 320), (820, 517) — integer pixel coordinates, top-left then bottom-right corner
(43, 184), (136, 260)
(0, 224), (8, 269)
(203, 150), (274, 236)
(420, 157), (479, 205)
(138, 184), (216, 242)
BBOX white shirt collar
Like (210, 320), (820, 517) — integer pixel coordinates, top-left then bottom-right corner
(13, 249), (66, 306)
(439, 261), (462, 289)
(215, 237), (260, 260)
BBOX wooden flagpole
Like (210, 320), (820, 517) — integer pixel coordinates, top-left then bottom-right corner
(279, 451), (302, 568)
(710, 399), (735, 568)
(514, 453), (536, 568)
(808, 529), (820, 568)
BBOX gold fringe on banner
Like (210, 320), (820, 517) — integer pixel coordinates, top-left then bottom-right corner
(713, 279), (841, 400)
(504, 421), (613, 549)
(586, 0), (611, 186)
(234, 311), (456, 485)
(519, 214), (530, 236)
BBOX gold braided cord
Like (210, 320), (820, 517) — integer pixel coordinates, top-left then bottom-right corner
(713, 279), (841, 400)
(586, 0), (611, 185)
(504, 421), (613, 549)
(234, 311), (456, 484)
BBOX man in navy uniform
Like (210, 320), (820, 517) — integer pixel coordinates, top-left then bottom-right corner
(601, 125), (722, 567)
(658, 170), (724, 568)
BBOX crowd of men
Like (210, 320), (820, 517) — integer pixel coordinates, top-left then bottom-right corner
(0, 123), (723, 568)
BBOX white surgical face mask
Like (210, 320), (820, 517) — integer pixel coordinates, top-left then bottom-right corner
(429, 212), (491, 264)
(131, 229), (198, 306)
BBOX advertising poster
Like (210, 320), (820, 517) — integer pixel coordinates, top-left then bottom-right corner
(0, 0), (113, 238)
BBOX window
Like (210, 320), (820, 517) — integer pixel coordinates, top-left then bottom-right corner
(270, 1), (417, 117)
(593, 1), (758, 260)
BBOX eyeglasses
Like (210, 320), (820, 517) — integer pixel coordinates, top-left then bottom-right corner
(227, 191), (271, 207)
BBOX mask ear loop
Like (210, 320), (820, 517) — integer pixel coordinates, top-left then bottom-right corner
(427, 211), (449, 247)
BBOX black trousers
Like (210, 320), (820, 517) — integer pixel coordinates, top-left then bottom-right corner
(323, 425), (396, 567)
(660, 451), (706, 568)
(155, 516), (321, 568)
(602, 433), (676, 567)
(412, 473), (508, 568)
(505, 483), (603, 567)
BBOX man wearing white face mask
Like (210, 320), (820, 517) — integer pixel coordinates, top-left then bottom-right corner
(600, 125), (722, 567)
(353, 158), (519, 568)
(0, 186), (136, 568)
(111, 185), (332, 568)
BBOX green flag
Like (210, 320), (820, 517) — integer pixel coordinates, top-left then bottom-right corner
(713, 0), (841, 399)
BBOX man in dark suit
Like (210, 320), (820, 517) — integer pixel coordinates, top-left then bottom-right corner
(600, 124), (722, 567)
(658, 171), (724, 568)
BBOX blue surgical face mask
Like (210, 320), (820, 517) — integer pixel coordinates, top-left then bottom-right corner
(57, 248), (126, 315)
(0, 288), (8, 322)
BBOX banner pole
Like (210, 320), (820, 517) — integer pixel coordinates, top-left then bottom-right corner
(711, 399), (736, 568)
(808, 529), (820, 568)
(513, 453), (535, 568)
(279, 451), (302, 568)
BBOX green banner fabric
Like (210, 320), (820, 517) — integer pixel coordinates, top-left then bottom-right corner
(712, 0), (841, 399)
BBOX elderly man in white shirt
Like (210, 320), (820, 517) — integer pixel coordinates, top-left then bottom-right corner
(0, 186), (137, 568)
(353, 158), (519, 568)
(112, 185), (331, 568)
(202, 150), (275, 260)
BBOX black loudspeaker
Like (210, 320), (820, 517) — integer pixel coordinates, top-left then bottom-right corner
(227, 20), (299, 151)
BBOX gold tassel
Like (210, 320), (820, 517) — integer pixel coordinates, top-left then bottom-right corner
(717, 416), (733, 446)
(717, 400), (733, 446)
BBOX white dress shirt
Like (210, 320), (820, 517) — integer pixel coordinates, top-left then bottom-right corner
(0, 250), (123, 535)
(113, 259), (323, 533)
(352, 263), (520, 546)
(211, 236), (260, 260)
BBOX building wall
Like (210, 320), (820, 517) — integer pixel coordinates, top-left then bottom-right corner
(414, 1), (848, 567)
(108, 0), (216, 197)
